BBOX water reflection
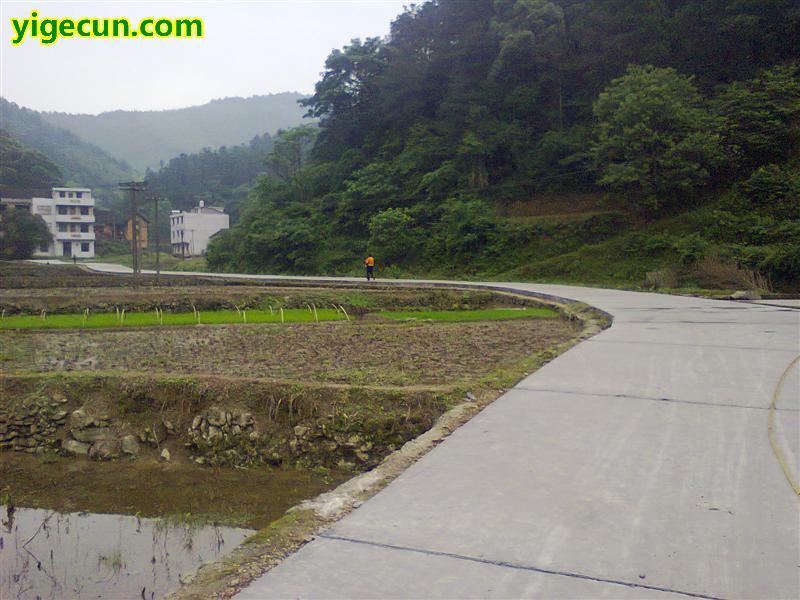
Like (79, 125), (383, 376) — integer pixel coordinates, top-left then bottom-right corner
(0, 505), (252, 599)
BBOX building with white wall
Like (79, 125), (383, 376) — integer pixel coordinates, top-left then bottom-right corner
(30, 187), (96, 258)
(170, 201), (229, 257)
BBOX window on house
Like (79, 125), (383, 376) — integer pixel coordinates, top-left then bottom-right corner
(58, 223), (68, 232)
(58, 206), (68, 215)
(68, 192), (74, 198)
(81, 243), (90, 252)
(59, 191), (66, 198)
(80, 224), (89, 233)
(76, 192), (83, 198)
(80, 206), (89, 215)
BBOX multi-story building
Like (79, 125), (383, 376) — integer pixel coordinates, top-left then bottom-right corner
(31, 187), (96, 258)
(170, 201), (229, 257)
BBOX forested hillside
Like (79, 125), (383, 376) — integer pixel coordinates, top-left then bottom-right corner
(0, 99), (135, 196)
(209, 0), (800, 291)
(41, 94), (307, 171)
(0, 132), (63, 189)
(144, 133), (275, 221)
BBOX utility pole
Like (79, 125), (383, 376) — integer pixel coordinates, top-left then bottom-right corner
(119, 181), (147, 285)
(147, 196), (164, 280)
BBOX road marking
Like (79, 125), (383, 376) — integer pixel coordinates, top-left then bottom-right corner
(768, 355), (800, 498)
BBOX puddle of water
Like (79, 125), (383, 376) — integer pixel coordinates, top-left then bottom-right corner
(0, 505), (252, 600)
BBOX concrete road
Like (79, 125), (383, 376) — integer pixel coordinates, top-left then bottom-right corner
(76, 265), (800, 599)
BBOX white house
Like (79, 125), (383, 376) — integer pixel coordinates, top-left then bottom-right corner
(170, 201), (229, 257)
(31, 187), (96, 258)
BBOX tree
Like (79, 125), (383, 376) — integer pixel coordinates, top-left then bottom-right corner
(0, 209), (52, 259)
(264, 126), (318, 183)
(368, 208), (417, 265)
(591, 65), (725, 214)
(712, 63), (800, 170)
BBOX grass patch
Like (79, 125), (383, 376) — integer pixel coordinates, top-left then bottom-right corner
(0, 308), (346, 330)
(377, 307), (558, 322)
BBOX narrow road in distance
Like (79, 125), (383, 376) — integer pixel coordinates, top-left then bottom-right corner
(78, 263), (800, 599)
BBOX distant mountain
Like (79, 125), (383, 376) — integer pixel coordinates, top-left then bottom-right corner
(40, 93), (309, 172)
(0, 99), (135, 196)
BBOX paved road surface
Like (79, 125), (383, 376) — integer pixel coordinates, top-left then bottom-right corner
(76, 264), (799, 599)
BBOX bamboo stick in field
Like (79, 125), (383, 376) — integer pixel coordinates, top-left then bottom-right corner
(312, 303), (319, 322)
(243, 310), (247, 323)
(338, 305), (351, 322)
(280, 307), (285, 323)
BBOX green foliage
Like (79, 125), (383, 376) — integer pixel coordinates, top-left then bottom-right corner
(378, 307), (558, 321)
(712, 63), (800, 169)
(208, 0), (799, 289)
(672, 233), (710, 265)
(144, 133), (274, 218)
(368, 208), (418, 265)
(0, 209), (51, 259)
(0, 99), (134, 196)
(736, 163), (800, 220)
(0, 131), (62, 188)
(591, 65), (725, 214)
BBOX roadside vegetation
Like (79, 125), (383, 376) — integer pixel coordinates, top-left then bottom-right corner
(202, 1), (798, 293)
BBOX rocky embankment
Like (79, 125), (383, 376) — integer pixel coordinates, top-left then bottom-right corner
(0, 394), (431, 471)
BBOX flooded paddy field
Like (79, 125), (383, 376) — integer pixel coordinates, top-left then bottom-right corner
(1, 505), (251, 599)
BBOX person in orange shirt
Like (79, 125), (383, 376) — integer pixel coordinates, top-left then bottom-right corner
(364, 255), (375, 281)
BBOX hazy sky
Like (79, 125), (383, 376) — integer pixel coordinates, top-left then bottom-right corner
(0, 1), (408, 114)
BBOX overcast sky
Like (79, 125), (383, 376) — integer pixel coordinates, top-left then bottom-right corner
(0, 1), (408, 114)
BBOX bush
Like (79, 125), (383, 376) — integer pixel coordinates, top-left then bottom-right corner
(737, 163), (800, 220)
(690, 254), (772, 291)
(673, 233), (709, 264)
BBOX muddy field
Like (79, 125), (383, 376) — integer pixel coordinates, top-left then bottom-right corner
(3, 318), (579, 386)
(1, 451), (345, 529)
